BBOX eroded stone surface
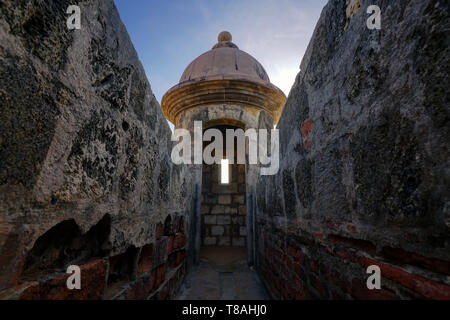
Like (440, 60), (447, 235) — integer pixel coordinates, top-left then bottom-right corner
(0, 0), (195, 297)
(255, 0), (450, 299)
(0, 0), (449, 301)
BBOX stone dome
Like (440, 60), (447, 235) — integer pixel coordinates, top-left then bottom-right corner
(162, 31), (286, 125)
(179, 31), (270, 83)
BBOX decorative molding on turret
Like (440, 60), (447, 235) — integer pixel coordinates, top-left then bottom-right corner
(162, 78), (286, 124)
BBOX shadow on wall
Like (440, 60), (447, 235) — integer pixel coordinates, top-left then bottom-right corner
(20, 215), (111, 282)
(5, 214), (188, 300)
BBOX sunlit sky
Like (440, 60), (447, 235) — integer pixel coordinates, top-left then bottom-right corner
(114, 0), (327, 104)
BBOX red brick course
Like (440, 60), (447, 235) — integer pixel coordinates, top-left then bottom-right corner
(18, 259), (107, 300)
(359, 257), (450, 300)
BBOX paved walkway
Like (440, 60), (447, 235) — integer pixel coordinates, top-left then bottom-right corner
(176, 247), (270, 300)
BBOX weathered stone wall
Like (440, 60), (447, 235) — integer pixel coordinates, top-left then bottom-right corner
(172, 101), (274, 264)
(201, 125), (247, 247)
(0, 0), (195, 299)
(255, 0), (450, 299)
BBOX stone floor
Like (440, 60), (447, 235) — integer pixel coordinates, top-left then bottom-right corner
(176, 247), (270, 300)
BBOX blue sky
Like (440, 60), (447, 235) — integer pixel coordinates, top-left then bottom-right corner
(114, 0), (327, 104)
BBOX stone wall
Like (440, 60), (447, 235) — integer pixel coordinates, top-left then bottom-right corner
(201, 125), (247, 248)
(201, 163), (246, 247)
(0, 0), (195, 299)
(255, 0), (450, 299)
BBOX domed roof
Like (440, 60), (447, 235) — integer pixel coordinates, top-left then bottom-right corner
(179, 31), (270, 83)
(162, 31), (286, 125)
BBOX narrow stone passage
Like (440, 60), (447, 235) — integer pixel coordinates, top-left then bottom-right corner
(176, 248), (269, 300)
(1, 0), (448, 302)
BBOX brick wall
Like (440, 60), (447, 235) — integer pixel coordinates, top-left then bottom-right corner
(257, 216), (450, 300)
(0, 217), (188, 300)
(201, 163), (246, 247)
(200, 125), (247, 248)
